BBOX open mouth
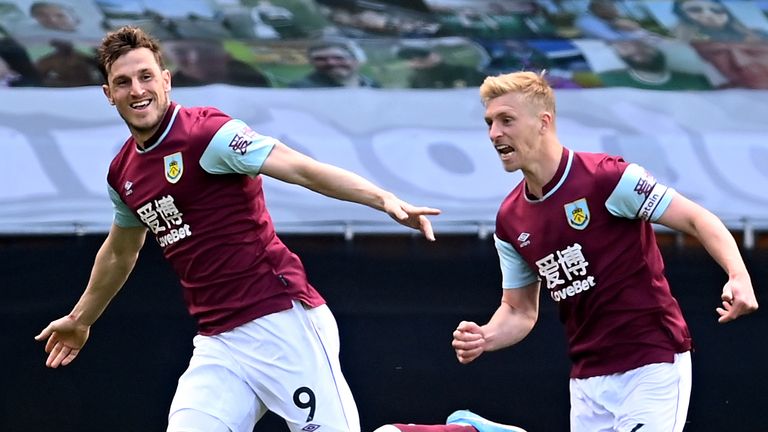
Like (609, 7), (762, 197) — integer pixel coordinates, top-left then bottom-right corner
(495, 144), (515, 155)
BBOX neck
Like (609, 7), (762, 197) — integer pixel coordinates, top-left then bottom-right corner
(522, 138), (563, 198)
(130, 123), (160, 149)
(130, 102), (172, 149)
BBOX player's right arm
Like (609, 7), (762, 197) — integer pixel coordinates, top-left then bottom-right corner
(452, 282), (540, 364)
(201, 120), (440, 240)
(35, 223), (147, 368)
(452, 234), (540, 364)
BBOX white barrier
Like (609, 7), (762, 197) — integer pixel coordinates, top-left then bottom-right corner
(1, 86), (767, 237)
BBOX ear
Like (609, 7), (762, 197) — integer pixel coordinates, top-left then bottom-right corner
(162, 69), (172, 92)
(102, 84), (114, 105)
(539, 111), (553, 133)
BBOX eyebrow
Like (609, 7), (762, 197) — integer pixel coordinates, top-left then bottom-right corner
(111, 67), (153, 83)
(484, 113), (505, 126)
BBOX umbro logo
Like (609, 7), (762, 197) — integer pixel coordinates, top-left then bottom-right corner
(124, 180), (133, 196)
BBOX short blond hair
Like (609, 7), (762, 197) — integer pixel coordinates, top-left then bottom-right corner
(479, 71), (555, 115)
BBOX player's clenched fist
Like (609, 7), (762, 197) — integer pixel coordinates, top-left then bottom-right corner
(452, 321), (485, 364)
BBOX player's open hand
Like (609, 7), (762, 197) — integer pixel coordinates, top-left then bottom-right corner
(384, 198), (441, 241)
(452, 321), (486, 364)
(35, 316), (90, 368)
(717, 274), (758, 323)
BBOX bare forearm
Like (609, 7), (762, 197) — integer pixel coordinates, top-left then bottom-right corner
(658, 195), (757, 321)
(70, 242), (139, 326)
(481, 302), (537, 352)
(302, 162), (393, 211)
(686, 211), (749, 278)
(261, 143), (439, 239)
(659, 196), (749, 278)
(261, 144), (393, 210)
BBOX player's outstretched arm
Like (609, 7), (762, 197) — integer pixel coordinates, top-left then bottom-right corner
(259, 143), (441, 240)
(452, 282), (540, 364)
(657, 194), (758, 323)
(35, 224), (147, 367)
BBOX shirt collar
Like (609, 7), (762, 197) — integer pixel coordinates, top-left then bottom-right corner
(135, 101), (178, 151)
(525, 147), (571, 201)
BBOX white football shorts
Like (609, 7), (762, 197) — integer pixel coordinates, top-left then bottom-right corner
(570, 351), (692, 432)
(167, 300), (360, 432)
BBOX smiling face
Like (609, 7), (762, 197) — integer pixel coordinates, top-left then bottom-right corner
(102, 47), (171, 144)
(484, 92), (549, 173)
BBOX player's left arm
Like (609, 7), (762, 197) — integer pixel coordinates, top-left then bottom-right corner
(657, 194), (758, 323)
(260, 142), (441, 240)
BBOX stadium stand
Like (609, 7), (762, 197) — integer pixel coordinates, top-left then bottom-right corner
(0, 0), (767, 90)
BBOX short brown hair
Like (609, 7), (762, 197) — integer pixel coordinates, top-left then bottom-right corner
(97, 26), (164, 82)
(479, 70), (556, 115)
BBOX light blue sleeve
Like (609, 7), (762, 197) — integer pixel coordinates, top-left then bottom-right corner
(494, 234), (540, 289)
(605, 163), (676, 222)
(108, 185), (143, 228)
(199, 119), (278, 176)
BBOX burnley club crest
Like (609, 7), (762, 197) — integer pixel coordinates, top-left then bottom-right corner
(164, 152), (184, 184)
(564, 198), (590, 230)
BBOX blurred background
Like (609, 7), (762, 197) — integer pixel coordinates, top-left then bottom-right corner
(1, 0), (767, 431)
